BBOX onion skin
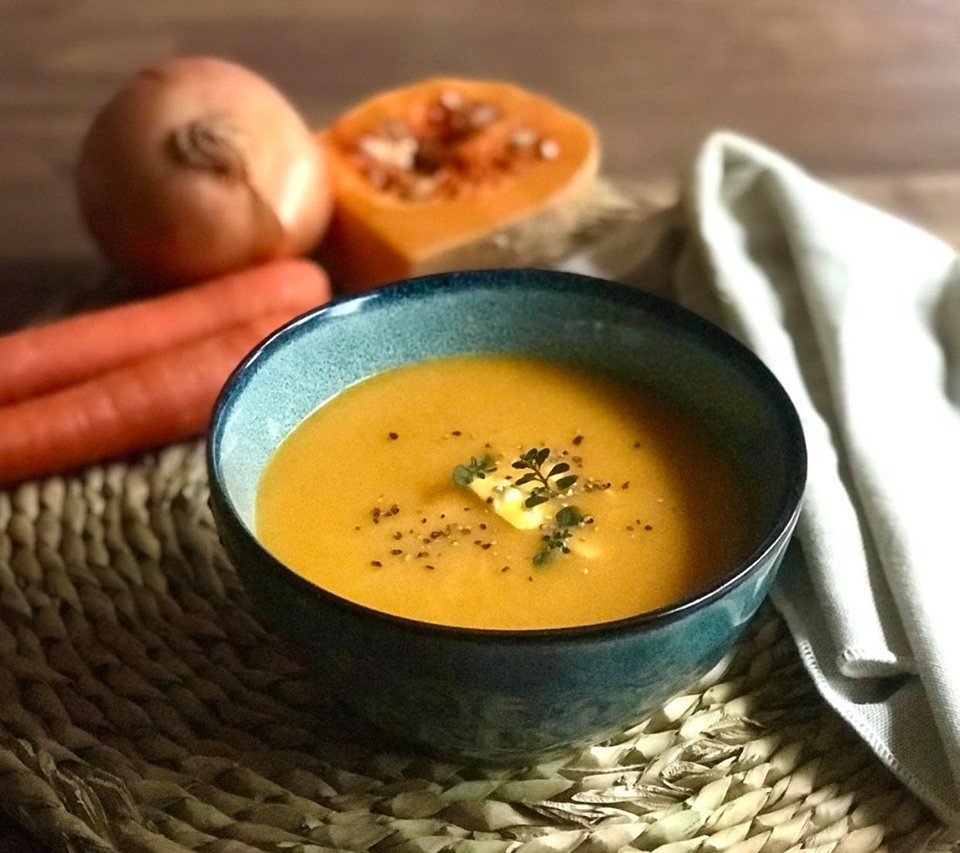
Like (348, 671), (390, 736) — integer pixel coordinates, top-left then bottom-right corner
(76, 56), (331, 289)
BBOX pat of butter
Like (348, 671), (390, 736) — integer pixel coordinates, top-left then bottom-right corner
(570, 538), (599, 560)
(466, 476), (546, 530)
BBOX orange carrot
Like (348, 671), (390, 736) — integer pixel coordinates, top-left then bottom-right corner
(0, 312), (293, 485)
(0, 258), (330, 405)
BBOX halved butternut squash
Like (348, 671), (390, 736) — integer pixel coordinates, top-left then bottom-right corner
(316, 78), (600, 291)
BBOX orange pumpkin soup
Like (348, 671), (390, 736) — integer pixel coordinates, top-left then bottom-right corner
(255, 355), (750, 630)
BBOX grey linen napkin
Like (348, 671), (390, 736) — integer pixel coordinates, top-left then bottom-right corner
(561, 131), (960, 824)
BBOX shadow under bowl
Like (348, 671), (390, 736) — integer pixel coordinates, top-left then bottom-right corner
(207, 268), (806, 765)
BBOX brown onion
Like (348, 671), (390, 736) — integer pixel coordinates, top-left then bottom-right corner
(76, 56), (331, 288)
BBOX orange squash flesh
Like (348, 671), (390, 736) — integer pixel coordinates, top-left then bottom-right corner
(317, 78), (600, 291)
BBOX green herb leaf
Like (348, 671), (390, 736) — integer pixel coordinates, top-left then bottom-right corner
(533, 525), (575, 565)
(556, 506), (584, 527)
(452, 454), (497, 486)
(452, 465), (474, 486)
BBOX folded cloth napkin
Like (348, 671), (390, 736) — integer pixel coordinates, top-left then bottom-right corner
(562, 131), (960, 824)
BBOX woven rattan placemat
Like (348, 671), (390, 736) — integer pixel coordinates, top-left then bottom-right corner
(0, 440), (957, 853)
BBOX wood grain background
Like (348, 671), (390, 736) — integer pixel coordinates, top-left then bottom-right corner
(3, 0), (960, 848)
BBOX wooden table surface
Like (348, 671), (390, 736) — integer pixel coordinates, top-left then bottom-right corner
(3, 1), (960, 848)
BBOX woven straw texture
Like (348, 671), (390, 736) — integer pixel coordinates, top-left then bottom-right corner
(1, 440), (958, 853)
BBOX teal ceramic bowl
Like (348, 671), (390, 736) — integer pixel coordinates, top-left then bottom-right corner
(207, 269), (806, 764)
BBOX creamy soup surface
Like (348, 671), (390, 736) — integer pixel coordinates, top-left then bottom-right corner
(256, 355), (751, 630)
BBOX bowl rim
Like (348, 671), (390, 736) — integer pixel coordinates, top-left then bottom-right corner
(207, 268), (807, 642)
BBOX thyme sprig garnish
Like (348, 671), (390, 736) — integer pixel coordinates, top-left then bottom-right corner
(512, 447), (578, 508)
(453, 446), (590, 567)
(452, 454), (497, 486)
(534, 506), (586, 566)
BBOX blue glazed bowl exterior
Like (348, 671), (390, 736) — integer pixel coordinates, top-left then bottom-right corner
(208, 269), (806, 764)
